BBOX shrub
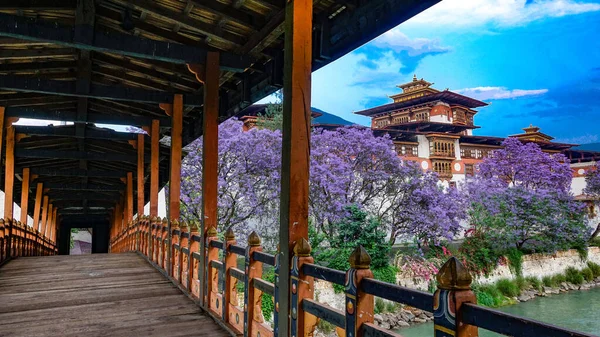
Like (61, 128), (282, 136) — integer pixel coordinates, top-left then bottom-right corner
(542, 275), (555, 287)
(496, 278), (520, 297)
(565, 267), (584, 285)
(552, 273), (567, 285)
(317, 319), (335, 334)
(581, 267), (594, 282)
(588, 261), (600, 277)
(261, 270), (276, 321)
(476, 290), (496, 307)
(526, 276), (542, 291)
(505, 248), (524, 277)
(459, 230), (501, 276)
(473, 284), (505, 307)
(375, 297), (385, 314)
(385, 301), (398, 313)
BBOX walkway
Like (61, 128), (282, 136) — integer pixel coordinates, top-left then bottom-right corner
(0, 253), (230, 337)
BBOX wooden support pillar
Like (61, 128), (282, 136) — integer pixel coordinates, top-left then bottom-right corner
(33, 183), (43, 232)
(44, 203), (53, 238)
(200, 51), (220, 306)
(169, 94), (183, 221)
(4, 126), (15, 221)
(19, 168), (30, 225)
(150, 120), (159, 217)
(278, 0), (313, 335)
(40, 196), (49, 237)
(137, 134), (145, 217)
(127, 172), (133, 222)
(0, 107), (4, 170)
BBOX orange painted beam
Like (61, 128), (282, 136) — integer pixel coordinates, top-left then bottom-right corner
(0, 107), (4, 178)
(137, 133), (145, 217)
(278, 0), (313, 333)
(202, 52), (219, 232)
(33, 183), (43, 232)
(4, 126), (15, 221)
(19, 168), (30, 224)
(169, 94), (183, 221)
(127, 172), (133, 222)
(150, 120), (159, 217)
(52, 208), (58, 242)
(40, 196), (49, 238)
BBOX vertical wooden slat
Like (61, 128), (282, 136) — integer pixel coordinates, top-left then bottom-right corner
(127, 172), (134, 222)
(19, 168), (30, 224)
(150, 119), (160, 217)
(0, 107), (4, 175)
(200, 51), (220, 306)
(4, 126), (15, 221)
(170, 94), (183, 220)
(278, 0), (313, 335)
(137, 133), (145, 217)
(43, 203), (52, 238)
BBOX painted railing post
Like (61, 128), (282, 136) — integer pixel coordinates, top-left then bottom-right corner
(345, 245), (375, 337)
(179, 221), (189, 285)
(0, 219), (5, 262)
(151, 216), (158, 263)
(143, 216), (149, 257)
(434, 257), (478, 337)
(189, 221), (201, 298)
(205, 227), (219, 312)
(244, 231), (265, 337)
(170, 218), (180, 278)
(223, 228), (238, 322)
(161, 217), (169, 270)
(291, 238), (318, 337)
(273, 246), (280, 336)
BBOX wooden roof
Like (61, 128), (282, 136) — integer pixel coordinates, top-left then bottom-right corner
(0, 0), (440, 224)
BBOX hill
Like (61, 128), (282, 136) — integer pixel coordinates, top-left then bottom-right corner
(311, 107), (354, 126)
(573, 143), (600, 152)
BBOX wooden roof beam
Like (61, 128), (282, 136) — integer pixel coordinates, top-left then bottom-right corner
(0, 12), (252, 71)
(14, 125), (140, 141)
(0, 60), (76, 73)
(0, 0), (76, 10)
(0, 48), (76, 60)
(47, 191), (121, 200)
(29, 168), (128, 178)
(15, 148), (139, 163)
(43, 182), (125, 192)
(5, 106), (170, 127)
(0, 74), (203, 105)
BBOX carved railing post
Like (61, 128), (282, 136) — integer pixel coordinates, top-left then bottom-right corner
(245, 231), (267, 337)
(223, 228), (238, 322)
(161, 217), (169, 270)
(345, 245), (375, 337)
(179, 221), (189, 285)
(189, 221), (201, 298)
(150, 216), (158, 262)
(205, 227), (219, 312)
(0, 219), (5, 262)
(291, 238), (317, 337)
(434, 257), (478, 337)
(170, 218), (180, 278)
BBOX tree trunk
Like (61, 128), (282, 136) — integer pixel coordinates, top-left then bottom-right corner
(590, 223), (600, 240)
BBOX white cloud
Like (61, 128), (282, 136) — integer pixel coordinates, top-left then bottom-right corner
(454, 86), (548, 100)
(555, 134), (599, 144)
(372, 30), (449, 56)
(405, 0), (600, 27)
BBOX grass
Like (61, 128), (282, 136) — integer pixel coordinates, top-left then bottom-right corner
(565, 267), (584, 285)
(496, 278), (520, 297)
(588, 261), (600, 277)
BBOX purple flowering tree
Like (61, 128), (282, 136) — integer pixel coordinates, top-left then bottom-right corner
(468, 138), (589, 252)
(584, 162), (600, 238)
(180, 119), (282, 245)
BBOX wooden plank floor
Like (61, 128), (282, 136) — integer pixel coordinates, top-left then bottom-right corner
(0, 253), (231, 337)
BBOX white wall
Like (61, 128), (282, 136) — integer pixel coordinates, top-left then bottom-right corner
(141, 187), (167, 218)
(0, 190), (35, 226)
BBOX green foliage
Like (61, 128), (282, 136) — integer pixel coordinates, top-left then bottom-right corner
(385, 301), (398, 313)
(565, 267), (584, 285)
(515, 276), (528, 291)
(372, 265), (398, 285)
(256, 91), (283, 131)
(542, 275), (555, 287)
(261, 270), (275, 321)
(374, 297), (386, 314)
(473, 284), (505, 307)
(587, 261), (600, 277)
(496, 278), (520, 297)
(552, 273), (567, 285)
(575, 244), (589, 262)
(459, 230), (501, 276)
(526, 276), (542, 291)
(581, 267), (594, 282)
(317, 319), (336, 334)
(589, 237), (600, 247)
(476, 290), (496, 307)
(505, 248), (523, 277)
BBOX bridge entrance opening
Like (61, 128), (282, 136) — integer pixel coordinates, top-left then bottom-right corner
(69, 228), (92, 255)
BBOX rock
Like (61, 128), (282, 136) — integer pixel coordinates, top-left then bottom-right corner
(402, 310), (415, 321)
(397, 320), (410, 327)
(374, 314), (383, 322)
(380, 322), (391, 330)
(424, 311), (433, 318)
(413, 317), (427, 323)
(518, 294), (531, 302)
(418, 313), (427, 320)
(412, 309), (423, 316)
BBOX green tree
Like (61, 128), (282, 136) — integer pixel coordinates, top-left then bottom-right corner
(256, 91), (283, 131)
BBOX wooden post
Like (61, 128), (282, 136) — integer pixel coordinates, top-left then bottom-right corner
(205, 227), (219, 313)
(189, 221), (201, 299)
(245, 232), (268, 337)
(33, 183), (43, 232)
(19, 168), (30, 225)
(434, 257), (479, 337)
(45, 204), (53, 238)
(170, 94), (183, 220)
(150, 120), (160, 217)
(345, 246), (374, 337)
(4, 126), (15, 222)
(127, 172), (134, 222)
(161, 217), (169, 269)
(223, 228), (238, 323)
(291, 238), (318, 337)
(200, 51), (220, 306)
(179, 221), (189, 286)
(170, 219), (180, 278)
(51, 208), (58, 243)
(0, 107), (4, 170)
(40, 196), (49, 238)
(137, 134), (145, 217)
(115, 201), (122, 252)
(278, 0), (313, 334)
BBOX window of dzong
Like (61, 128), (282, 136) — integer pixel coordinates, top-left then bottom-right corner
(465, 164), (475, 176)
(433, 161), (452, 177)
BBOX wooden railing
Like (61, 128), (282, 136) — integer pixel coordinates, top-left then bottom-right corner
(110, 217), (598, 337)
(0, 218), (57, 265)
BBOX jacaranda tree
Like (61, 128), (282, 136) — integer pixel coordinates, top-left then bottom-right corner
(584, 162), (600, 238)
(468, 137), (589, 252)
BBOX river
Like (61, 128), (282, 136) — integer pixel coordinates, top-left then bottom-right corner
(396, 287), (600, 336)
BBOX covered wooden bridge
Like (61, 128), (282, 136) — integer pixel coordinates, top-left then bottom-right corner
(0, 1), (596, 337)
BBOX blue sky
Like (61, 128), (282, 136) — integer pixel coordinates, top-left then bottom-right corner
(303, 0), (600, 144)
